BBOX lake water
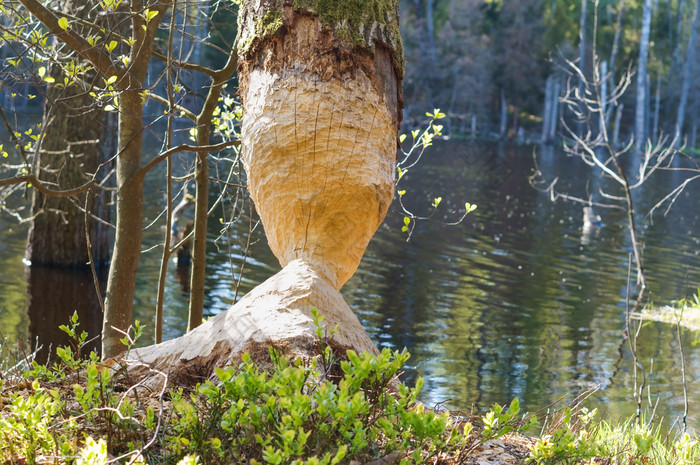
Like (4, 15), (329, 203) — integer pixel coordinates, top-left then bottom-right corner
(1, 141), (699, 431)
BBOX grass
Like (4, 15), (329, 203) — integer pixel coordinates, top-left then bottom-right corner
(1, 311), (698, 464)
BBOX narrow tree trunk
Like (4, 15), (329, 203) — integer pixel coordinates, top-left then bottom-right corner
(500, 89), (507, 140)
(635, 0), (652, 151)
(613, 102), (624, 148)
(102, 90), (144, 357)
(471, 114), (477, 139)
(653, 67), (661, 143)
(599, 60), (608, 136)
(101, 2), (166, 358)
(606, 2), (625, 127)
(542, 75), (553, 144)
(187, 52), (237, 331)
(674, 0), (699, 148)
(548, 78), (561, 142)
(425, 0), (439, 78)
(578, 0), (588, 137)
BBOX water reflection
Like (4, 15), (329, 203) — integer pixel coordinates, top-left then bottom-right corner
(25, 266), (106, 363)
(1, 141), (699, 431)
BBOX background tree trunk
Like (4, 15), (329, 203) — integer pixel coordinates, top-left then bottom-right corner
(500, 89), (507, 139)
(542, 75), (553, 144)
(599, 60), (608, 137)
(26, 0), (110, 267)
(606, 2), (624, 127)
(673, 0), (699, 148)
(653, 67), (661, 143)
(635, 0), (652, 151)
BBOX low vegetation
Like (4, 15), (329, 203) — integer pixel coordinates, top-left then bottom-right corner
(1, 313), (698, 464)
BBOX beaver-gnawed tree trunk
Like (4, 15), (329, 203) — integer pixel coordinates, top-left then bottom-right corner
(127, 0), (403, 380)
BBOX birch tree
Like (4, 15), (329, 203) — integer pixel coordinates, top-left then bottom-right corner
(635, 0), (652, 151)
(673, 0), (700, 148)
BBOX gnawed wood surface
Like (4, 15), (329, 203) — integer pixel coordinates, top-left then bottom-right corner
(127, 260), (377, 384)
(241, 73), (396, 289)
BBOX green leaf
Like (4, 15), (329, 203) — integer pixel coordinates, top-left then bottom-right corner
(398, 190), (406, 197)
(105, 40), (117, 53)
(433, 196), (442, 207)
(58, 17), (69, 30)
(399, 133), (406, 143)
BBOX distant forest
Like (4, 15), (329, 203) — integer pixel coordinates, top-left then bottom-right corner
(400, 0), (700, 146)
(2, 0), (699, 146)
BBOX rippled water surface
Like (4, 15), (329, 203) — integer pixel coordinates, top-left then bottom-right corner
(2, 141), (699, 430)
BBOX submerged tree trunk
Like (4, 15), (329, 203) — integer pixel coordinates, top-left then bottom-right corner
(635, 0), (652, 151)
(26, 92), (110, 266)
(673, 0), (699, 148)
(26, 1), (110, 267)
(128, 0), (404, 375)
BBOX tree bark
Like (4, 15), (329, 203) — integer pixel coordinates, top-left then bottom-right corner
(673, 0), (699, 148)
(102, 90), (145, 357)
(101, 1), (167, 358)
(635, 0), (652, 151)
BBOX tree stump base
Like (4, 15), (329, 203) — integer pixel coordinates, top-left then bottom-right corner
(125, 260), (377, 386)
